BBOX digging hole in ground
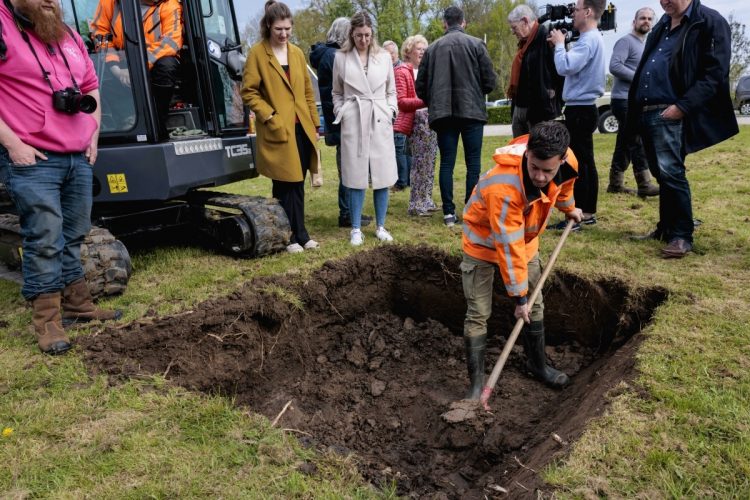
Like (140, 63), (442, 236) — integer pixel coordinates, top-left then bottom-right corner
(81, 246), (667, 498)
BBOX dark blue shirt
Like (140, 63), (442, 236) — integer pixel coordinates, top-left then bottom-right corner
(635, 2), (694, 105)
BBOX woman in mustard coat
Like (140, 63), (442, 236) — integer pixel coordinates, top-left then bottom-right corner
(241, 0), (321, 253)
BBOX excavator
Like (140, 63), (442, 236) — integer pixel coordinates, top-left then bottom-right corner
(0, 0), (290, 298)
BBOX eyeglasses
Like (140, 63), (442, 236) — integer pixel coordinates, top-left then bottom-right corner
(353, 33), (372, 40)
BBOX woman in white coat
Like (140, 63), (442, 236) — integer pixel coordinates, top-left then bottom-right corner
(332, 11), (398, 246)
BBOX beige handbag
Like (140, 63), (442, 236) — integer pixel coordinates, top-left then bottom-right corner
(310, 148), (323, 188)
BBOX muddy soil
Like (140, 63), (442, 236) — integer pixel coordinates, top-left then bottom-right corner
(81, 246), (667, 498)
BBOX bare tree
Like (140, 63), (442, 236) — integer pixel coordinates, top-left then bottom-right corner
(729, 14), (750, 91)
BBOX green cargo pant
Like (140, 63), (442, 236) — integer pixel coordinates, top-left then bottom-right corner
(461, 252), (544, 338)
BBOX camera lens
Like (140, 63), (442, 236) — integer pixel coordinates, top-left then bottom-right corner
(78, 94), (98, 114)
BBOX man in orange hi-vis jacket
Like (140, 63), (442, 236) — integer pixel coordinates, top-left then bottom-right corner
(461, 121), (582, 399)
(91, 0), (183, 139)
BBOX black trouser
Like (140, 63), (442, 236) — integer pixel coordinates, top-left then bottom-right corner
(272, 124), (312, 246)
(564, 105), (598, 214)
(150, 56), (180, 140)
(611, 98), (649, 174)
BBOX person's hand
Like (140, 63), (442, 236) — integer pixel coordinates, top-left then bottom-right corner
(661, 105), (684, 120)
(547, 29), (566, 46)
(7, 141), (47, 166)
(111, 65), (130, 87)
(514, 303), (530, 324)
(86, 130), (99, 164)
(567, 207), (583, 223)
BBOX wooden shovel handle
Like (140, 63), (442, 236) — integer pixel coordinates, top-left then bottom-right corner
(480, 218), (576, 408)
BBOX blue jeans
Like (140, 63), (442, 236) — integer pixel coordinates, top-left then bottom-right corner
(0, 148), (93, 299)
(394, 132), (412, 188)
(640, 109), (692, 243)
(433, 118), (484, 216)
(349, 187), (389, 229)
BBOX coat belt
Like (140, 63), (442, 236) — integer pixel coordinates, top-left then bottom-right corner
(333, 95), (384, 157)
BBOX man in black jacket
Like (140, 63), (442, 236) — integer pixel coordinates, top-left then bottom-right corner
(628, 0), (738, 258)
(310, 17), (371, 228)
(416, 5), (497, 227)
(506, 4), (564, 137)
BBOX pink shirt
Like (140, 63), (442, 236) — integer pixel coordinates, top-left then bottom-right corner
(0, 5), (98, 153)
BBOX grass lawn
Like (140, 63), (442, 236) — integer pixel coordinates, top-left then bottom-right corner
(1, 127), (749, 497)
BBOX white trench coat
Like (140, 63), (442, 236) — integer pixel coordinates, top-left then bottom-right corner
(332, 48), (398, 190)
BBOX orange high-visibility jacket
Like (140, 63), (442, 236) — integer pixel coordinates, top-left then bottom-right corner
(91, 0), (183, 70)
(462, 135), (578, 299)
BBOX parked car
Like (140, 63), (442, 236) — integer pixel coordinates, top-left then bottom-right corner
(485, 99), (511, 108)
(596, 92), (618, 133)
(735, 75), (750, 115)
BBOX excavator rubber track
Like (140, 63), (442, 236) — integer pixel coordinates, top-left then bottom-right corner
(188, 191), (291, 257)
(0, 213), (132, 299)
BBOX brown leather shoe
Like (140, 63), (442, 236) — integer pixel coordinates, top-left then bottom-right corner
(661, 238), (692, 259)
(62, 278), (122, 327)
(32, 292), (71, 355)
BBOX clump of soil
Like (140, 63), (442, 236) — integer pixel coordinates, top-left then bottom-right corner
(80, 246), (667, 498)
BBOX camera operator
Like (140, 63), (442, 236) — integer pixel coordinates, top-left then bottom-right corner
(0, 0), (120, 355)
(506, 4), (564, 137)
(547, 0), (605, 230)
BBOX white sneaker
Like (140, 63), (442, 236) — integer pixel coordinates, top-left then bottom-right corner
(286, 243), (304, 253)
(375, 226), (394, 242)
(303, 239), (320, 250)
(350, 229), (364, 246)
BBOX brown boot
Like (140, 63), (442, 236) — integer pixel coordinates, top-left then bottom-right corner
(62, 278), (122, 327)
(32, 292), (71, 355)
(607, 169), (635, 194)
(635, 170), (659, 197)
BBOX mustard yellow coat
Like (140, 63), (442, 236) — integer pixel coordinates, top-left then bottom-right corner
(241, 40), (320, 182)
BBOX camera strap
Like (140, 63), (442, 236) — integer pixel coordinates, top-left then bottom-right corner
(15, 19), (82, 95)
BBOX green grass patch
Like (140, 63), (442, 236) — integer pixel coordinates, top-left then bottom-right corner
(2, 128), (750, 497)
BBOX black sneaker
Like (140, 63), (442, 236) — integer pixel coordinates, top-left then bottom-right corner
(443, 214), (458, 227)
(547, 219), (581, 231)
(338, 215), (373, 228)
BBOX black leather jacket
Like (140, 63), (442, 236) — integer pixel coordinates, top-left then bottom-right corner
(415, 26), (497, 126)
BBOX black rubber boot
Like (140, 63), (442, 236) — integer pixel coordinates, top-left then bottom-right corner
(522, 321), (569, 389)
(464, 335), (486, 399)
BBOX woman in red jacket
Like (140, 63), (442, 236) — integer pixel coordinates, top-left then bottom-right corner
(393, 35), (438, 216)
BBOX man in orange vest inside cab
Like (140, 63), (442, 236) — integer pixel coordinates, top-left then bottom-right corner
(90, 0), (183, 139)
(461, 121), (582, 398)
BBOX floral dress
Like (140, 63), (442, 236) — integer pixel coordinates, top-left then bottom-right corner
(407, 108), (438, 215)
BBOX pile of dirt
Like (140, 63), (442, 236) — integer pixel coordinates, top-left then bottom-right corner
(80, 245), (667, 498)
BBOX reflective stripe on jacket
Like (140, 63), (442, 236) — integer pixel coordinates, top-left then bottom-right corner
(462, 135), (578, 298)
(91, 0), (183, 70)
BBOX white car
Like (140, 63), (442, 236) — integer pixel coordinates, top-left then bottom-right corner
(596, 92), (618, 134)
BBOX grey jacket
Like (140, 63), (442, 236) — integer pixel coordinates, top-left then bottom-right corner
(610, 33), (644, 100)
(415, 26), (496, 125)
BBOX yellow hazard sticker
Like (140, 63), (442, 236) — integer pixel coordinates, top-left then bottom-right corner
(107, 173), (129, 193)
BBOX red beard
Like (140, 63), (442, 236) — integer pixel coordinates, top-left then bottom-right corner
(15, 0), (66, 44)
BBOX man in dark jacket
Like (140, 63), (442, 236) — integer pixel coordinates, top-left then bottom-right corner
(628, 0), (738, 258)
(310, 17), (371, 228)
(416, 5), (497, 227)
(506, 4), (564, 137)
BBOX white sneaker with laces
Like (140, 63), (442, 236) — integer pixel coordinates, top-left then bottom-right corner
(303, 239), (320, 250)
(286, 243), (304, 253)
(375, 226), (393, 242)
(350, 229), (364, 246)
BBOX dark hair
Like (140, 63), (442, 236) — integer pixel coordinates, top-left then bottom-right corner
(583, 0), (606, 20)
(527, 121), (570, 160)
(260, 0), (292, 40)
(443, 6), (464, 27)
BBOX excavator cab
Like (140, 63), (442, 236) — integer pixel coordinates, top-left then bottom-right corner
(0, 0), (290, 297)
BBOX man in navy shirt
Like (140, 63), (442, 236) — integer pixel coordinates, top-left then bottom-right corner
(628, 0), (737, 258)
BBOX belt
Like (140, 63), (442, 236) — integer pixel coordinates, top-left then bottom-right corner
(642, 104), (670, 112)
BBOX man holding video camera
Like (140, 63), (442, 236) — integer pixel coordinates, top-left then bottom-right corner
(0, 0), (120, 355)
(547, 0), (605, 230)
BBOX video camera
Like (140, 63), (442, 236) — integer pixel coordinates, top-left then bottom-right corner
(538, 2), (617, 43)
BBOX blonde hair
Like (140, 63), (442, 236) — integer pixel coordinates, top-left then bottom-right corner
(342, 11), (381, 54)
(401, 34), (427, 63)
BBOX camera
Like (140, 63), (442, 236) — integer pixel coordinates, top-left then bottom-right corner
(52, 87), (97, 114)
(538, 2), (617, 42)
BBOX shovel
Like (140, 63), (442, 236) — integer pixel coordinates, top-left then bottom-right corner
(479, 218), (576, 411)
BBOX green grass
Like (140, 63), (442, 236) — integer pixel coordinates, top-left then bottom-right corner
(2, 128), (750, 497)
